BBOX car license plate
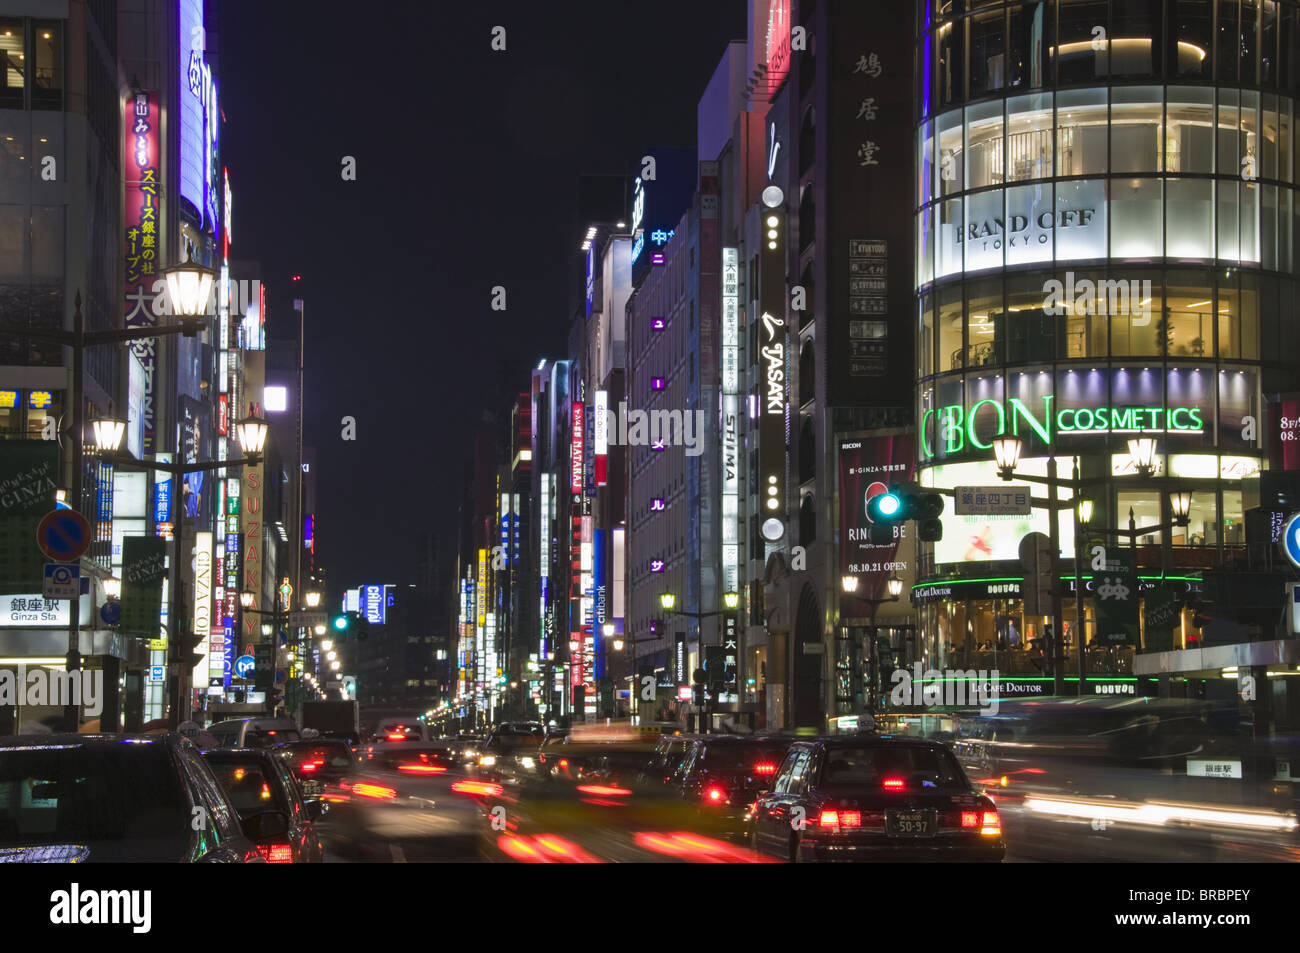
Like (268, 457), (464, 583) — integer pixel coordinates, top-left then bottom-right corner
(303, 779), (323, 796)
(888, 811), (934, 836)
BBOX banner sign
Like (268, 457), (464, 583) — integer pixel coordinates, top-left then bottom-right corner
(124, 89), (160, 452)
(120, 536), (168, 637)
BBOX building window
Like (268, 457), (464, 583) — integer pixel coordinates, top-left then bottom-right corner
(0, 19), (21, 109)
(31, 21), (62, 110)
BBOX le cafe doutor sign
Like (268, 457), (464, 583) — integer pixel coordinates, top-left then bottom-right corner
(921, 395), (1205, 459)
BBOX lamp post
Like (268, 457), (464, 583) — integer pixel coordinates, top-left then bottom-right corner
(1075, 491), (1093, 689)
(0, 291), (207, 731)
(840, 574), (903, 712)
(659, 591), (740, 733)
(93, 413), (266, 728)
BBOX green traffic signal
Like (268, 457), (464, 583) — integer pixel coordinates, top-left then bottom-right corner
(332, 614), (350, 631)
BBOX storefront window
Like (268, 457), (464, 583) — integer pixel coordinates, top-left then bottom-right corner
(1117, 490), (1163, 544)
(1166, 178), (1214, 257)
(919, 296), (934, 377)
(1057, 0), (1112, 84)
(1218, 88), (1242, 177)
(1057, 88), (1108, 176)
(1006, 273), (1055, 363)
(1111, 177), (1163, 257)
(965, 187), (1005, 271)
(967, 278), (1002, 367)
(967, 99), (1005, 189)
(1217, 368), (1258, 450)
(938, 196), (963, 277)
(1005, 182), (1055, 265)
(938, 285), (964, 371)
(1006, 93), (1054, 180)
(1111, 87), (1163, 173)
(918, 205), (936, 286)
(937, 108), (964, 196)
(1170, 1), (1213, 78)
(1166, 87), (1215, 173)
(1182, 492), (1217, 547)
(1222, 488), (1245, 545)
(1055, 178), (1107, 259)
(919, 121), (936, 207)
(1008, 2), (1051, 89)
(1163, 271), (1213, 358)
(968, 7), (1007, 98)
(1111, 0), (1161, 77)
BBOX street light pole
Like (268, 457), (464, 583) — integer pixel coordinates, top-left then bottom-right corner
(64, 293), (86, 733)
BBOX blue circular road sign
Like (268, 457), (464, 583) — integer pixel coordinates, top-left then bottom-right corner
(100, 601), (122, 626)
(233, 655), (256, 678)
(1283, 513), (1300, 570)
(36, 509), (92, 562)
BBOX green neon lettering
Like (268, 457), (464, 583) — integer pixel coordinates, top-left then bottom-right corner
(1188, 407), (1204, 431)
(966, 399), (1005, 450)
(942, 404), (965, 454)
(1094, 407), (1110, 432)
(1010, 395), (1054, 446)
(1170, 407), (1188, 430)
(1057, 408), (1077, 432)
(1110, 407), (1136, 430)
(921, 408), (935, 459)
(1150, 407), (1165, 430)
(1075, 408), (1094, 430)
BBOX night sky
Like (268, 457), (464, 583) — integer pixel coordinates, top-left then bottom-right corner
(219, 1), (746, 593)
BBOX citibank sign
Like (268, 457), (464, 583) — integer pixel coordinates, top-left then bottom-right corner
(921, 396), (1205, 459)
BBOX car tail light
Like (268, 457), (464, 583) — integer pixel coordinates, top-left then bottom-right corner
(451, 780), (503, 797)
(818, 810), (840, 827)
(299, 762), (318, 774)
(838, 810), (862, 828)
(577, 784), (631, 796)
(398, 764), (446, 774)
(980, 810), (1001, 836)
(960, 811), (980, 828)
(882, 777), (905, 792)
(387, 732), (405, 741)
(754, 762), (777, 776)
(260, 783), (272, 801)
(257, 842), (294, 863)
(352, 782), (397, 800)
(704, 785), (727, 803)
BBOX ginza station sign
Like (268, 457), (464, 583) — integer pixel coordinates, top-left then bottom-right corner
(921, 395), (1206, 459)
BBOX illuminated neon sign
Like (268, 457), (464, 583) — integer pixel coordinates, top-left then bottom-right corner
(920, 396), (1205, 459)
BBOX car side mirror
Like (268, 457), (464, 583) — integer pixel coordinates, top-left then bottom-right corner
(306, 799), (329, 821)
(242, 811), (289, 841)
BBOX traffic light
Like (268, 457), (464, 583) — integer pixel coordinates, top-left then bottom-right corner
(866, 485), (945, 543)
(329, 611), (370, 641)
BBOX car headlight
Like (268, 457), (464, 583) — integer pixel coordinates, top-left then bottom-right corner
(479, 755), (496, 767)
(520, 757), (535, 769)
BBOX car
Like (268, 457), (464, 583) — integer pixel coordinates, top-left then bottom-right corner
(637, 733), (703, 786)
(206, 717), (301, 749)
(747, 737), (1005, 863)
(274, 738), (359, 798)
(202, 747), (325, 863)
(475, 724), (546, 782)
(361, 737), (456, 776)
(0, 733), (264, 863)
(672, 736), (794, 830)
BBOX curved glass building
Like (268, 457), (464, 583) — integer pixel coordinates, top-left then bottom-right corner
(912, 1), (1299, 694)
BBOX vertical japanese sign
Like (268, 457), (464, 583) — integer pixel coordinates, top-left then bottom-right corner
(192, 531), (212, 691)
(593, 390), (608, 486)
(571, 402), (584, 493)
(124, 90), (160, 452)
(721, 246), (741, 593)
(759, 203), (788, 541)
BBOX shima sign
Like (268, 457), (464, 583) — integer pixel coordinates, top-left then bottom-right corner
(921, 396), (1204, 460)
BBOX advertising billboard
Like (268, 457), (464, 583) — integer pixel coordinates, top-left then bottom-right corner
(124, 89), (160, 452)
(838, 435), (915, 604)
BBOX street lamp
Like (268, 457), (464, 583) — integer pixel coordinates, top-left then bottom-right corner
(102, 577), (121, 601)
(239, 591), (256, 610)
(1077, 498), (1094, 526)
(659, 593), (677, 612)
(887, 576), (904, 599)
(1127, 437), (1159, 477)
(160, 251), (217, 318)
(235, 417), (269, 456)
(320, 639), (333, 652)
(305, 591), (322, 609)
(992, 435), (1023, 480)
(91, 417), (126, 454)
(1169, 489), (1192, 524)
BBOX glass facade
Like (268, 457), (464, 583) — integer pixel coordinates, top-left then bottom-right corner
(913, 0), (1295, 680)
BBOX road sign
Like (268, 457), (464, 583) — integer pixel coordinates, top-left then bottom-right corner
(149, 638), (167, 651)
(955, 486), (1032, 516)
(42, 563), (80, 600)
(1282, 512), (1300, 569)
(289, 610), (328, 628)
(99, 601), (122, 626)
(149, 665), (165, 681)
(36, 509), (91, 562)
(233, 654), (255, 678)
